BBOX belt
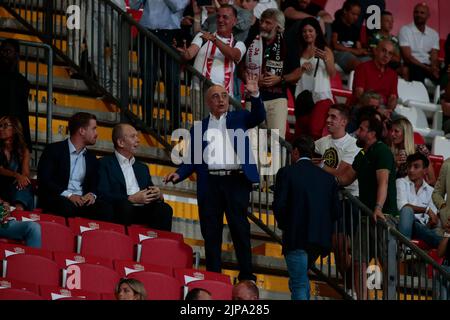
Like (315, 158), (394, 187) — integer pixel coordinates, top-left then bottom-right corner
(208, 169), (244, 176)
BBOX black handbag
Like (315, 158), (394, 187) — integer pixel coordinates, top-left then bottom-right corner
(294, 90), (315, 118)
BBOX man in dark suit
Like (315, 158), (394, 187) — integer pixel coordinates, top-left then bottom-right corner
(37, 112), (110, 220)
(164, 74), (265, 282)
(273, 136), (341, 300)
(97, 123), (173, 231)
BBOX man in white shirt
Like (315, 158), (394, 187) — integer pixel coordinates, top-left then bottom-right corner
(399, 3), (440, 84)
(97, 124), (173, 230)
(397, 152), (442, 248)
(313, 103), (360, 293)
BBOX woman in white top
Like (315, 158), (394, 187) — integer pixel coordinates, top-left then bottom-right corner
(294, 17), (336, 140)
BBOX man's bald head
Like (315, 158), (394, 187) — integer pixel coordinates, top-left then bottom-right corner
(206, 85), (230, 118)
(374, 39), (395, 66)
(232, 280), (259, 300)
(414, 2), (430, 26)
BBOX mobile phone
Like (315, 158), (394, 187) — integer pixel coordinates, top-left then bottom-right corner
(196, 0), (212, 6)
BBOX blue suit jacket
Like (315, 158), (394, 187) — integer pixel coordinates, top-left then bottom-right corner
(273, 160), (342, 256)
(176, 96), (266, 202)
(97, 154), (154, 203)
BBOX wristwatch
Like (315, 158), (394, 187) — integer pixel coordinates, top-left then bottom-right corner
(374, 203), (383, 210)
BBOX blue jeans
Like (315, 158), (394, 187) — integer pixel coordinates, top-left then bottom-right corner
(285, 249), (310, 300)
(398, 207), (443, 248)
(0, 220), (41, 248)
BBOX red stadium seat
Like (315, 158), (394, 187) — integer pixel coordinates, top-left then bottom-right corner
(80, 229), (134, 261)
(187, 279), (233, 300)
(428, 249), (444, 279)
(128, 271), (183, 300)
(0, 288), (44, 300)
(429, 155), (444, 179)
(139, 238), (193, 269)
(113, 260), (173, 277)
(5, 254), (61, 287)
(64, 263), (120, 294)
(0, 277), (39, 294)
(413, 132), (426, 145)
(68, 217), (125, 235)
(38, 221), (76, 253)
(53, 252), (113, 269)
(39, 285), (100, 300)
(174, 268), (231, 285)
(127, 225), (184, 244)
(11, 211), (66, 225)
(101, 293), (116, 300)
(0, 243), (53, 260)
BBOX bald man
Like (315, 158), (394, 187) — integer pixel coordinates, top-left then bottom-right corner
(164, 74), (265, 281)
(352, 40), (399, 111)
(97, 123), (173, 231)
(232, 280), (259, 300)
(399, 3), (440, 83)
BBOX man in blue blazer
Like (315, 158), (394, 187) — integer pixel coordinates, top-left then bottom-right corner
(164, 74), (265, 281)
(97, 123), (173, 231)
(273, 136), (341, 300)
(37, 112), (111, 220)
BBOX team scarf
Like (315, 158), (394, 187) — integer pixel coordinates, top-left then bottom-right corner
(245, 32), (284, 78)
(201, 33), (234, 95)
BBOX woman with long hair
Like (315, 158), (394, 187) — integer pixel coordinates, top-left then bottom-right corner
(115, 278), (147, 300)
(390, 117), (436, 185)
(294, 17), (336, 140)
(0, 116), (34, 210)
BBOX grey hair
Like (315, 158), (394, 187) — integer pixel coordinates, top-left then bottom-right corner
(260, 8), (285, 33)
(361, 90), (382, 103)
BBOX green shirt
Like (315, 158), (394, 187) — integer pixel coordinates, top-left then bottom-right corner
(352, 141), (398, 216)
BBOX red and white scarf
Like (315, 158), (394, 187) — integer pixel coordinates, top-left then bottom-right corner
(201, 33), (234, 95)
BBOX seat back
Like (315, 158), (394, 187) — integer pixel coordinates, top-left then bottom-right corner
(174, 268), (231, 285)
(0, 288), (44, 300)
(39, 221), (76, 253)
(11, 212), (66, 225)
(68, 217), (125, 235)
(64, 263), (120, 294)
(394, 105), (430, 129)
(139, 238), (193, 269)
(80, 229), (134, 261)
(127, 226), (184, 244)
(0, 277), (39, 294)
(113, 260), (173, 277)
(5, 254), (61, 287)
(398, 79), (430, 103)
(53, 252), (113, 269)
(129, 271), (183, 300)
(39, 285), (100, 300)
(429, 154), (445, 178)
(432, 136), (450, 160)
(187, 279), (233, 300)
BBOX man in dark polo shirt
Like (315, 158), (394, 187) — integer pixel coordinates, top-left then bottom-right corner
(338, 115), (398, 218)
(336, 114), (397, 299)
(351, 39), (398, 111)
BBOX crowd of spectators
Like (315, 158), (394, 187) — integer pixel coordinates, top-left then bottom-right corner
(1, 0), (450, 301)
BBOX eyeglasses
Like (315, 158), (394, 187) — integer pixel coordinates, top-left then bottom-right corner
(0, 123), (13, 129)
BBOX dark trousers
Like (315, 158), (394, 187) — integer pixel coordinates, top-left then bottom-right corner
(111, 200), (173, 231)
(139, 29), (181, 131)
(198, 173), (256, 281)
(43, 196), (113, 222)
(407, 63), (439, 84)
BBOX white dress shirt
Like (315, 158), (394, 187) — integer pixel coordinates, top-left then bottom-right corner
(396, 176), (438, 224)
(115, 151), (141, 196)
(61, 139), (87, 198)
(204, 112), (242, 171)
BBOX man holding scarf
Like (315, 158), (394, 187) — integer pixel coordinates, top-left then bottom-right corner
(240, 8), (301, 139)
(177, 4), (247, 118)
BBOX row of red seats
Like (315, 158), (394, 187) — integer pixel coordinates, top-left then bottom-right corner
(0, 242), (232, 300)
